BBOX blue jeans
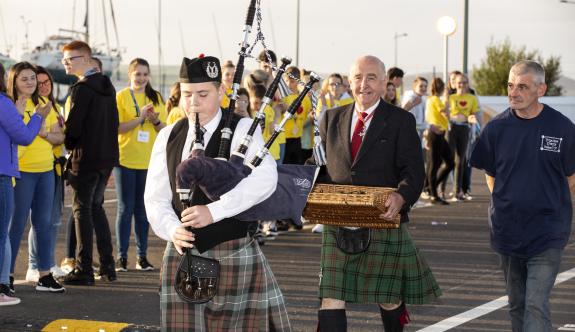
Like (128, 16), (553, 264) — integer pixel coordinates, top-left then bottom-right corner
(500, 248), (563, 332)
(113, 166), (149, 259)
(9, 171), (54, 272)
(28, 171), (63, 269)
(0, 176), (14, 284)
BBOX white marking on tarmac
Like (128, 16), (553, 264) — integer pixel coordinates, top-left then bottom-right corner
(417, 267), (575, 332)
(559, 324), (575, 331)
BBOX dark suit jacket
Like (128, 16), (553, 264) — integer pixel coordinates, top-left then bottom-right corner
(317, 98), (425, 223)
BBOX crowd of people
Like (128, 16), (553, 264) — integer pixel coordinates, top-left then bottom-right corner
(0, 39), (571, 332)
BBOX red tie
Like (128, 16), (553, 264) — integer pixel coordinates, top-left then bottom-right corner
(351, 112), (367, 161)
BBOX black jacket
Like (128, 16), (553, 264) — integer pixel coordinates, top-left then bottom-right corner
(316, 99), (425, 223)
(65, 72), (119, 173)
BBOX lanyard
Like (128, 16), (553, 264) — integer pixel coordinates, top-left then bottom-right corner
(129, 89), (143, 117)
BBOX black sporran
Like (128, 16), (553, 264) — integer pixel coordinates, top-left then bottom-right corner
(174, 253), (220, 304)
(336, 227), (371, 255)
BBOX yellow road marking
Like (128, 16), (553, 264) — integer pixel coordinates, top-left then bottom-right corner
(42, 319), (130, 332)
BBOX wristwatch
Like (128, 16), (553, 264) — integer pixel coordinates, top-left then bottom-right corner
(152, 119), (161, 126)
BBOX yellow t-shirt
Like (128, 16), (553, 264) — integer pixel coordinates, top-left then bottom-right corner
(449, 93), (479, 118)
(281, 93), (311, 139)
(49, 103), (66, 176)
(425, 96), (449, 131)
(260, 105), (280, 160)
(315, 95), (354, 117)
(220, 88), (232, 109)
(19, 98), (59, 173)
(166, 106), (186, 125)
(116, 88), (167, 169)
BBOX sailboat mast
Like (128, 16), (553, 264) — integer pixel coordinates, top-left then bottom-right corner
(158, 0), (163, 96)
(85, 0), (90, 44)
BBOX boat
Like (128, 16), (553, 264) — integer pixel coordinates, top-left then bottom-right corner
(21, 0), (122, 85)
(0, 52), (16, 69)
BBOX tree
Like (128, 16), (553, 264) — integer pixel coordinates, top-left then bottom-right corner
(472, 39), (563, 96)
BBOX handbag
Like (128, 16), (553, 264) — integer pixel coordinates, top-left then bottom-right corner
(336, 227), (371, 255)
(174, 253), (220, 304)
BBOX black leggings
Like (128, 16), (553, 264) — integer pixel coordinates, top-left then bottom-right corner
(427, 131), (455, 197)
(448, 124), (470, 195)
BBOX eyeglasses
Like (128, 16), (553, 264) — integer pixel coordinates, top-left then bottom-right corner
(61, 55), (84, 65)
(237, 100), (249, 105)
(38, 80), (51, 88)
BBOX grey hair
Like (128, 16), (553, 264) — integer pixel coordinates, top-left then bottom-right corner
(350, 55), (387, 78)
(510, 60), (545, 84)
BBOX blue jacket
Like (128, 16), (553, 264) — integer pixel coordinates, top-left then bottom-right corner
(0, 93), (42, 178)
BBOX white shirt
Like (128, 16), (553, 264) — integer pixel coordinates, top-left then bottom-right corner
(144, 109), (278, 242)
(349, 99), (380, 141)
(401, 90), (427, 130)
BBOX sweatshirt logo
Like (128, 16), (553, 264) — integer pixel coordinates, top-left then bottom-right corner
(540, 135), (562, 153)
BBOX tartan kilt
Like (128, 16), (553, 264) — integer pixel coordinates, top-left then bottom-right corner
(319, 224), (442, 305)
(160, 236), (292, 331)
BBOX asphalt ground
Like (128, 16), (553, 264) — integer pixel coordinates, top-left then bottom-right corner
(1, 170), (574, 331)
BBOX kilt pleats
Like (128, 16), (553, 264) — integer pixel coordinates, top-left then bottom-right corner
(319, 224), (442, 305)
(160, 236), (291, 331)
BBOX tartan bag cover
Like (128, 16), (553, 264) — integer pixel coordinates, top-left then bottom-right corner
(160, 236), (292, 331)
(319, 224), (442, 304)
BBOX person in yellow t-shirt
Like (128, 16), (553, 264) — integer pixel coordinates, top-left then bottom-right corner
(315, 73), (353, 120)
(114, 58), (166, 271)
(278, 66), (311, 165)
(425, 78), (454, 204)
(6, 62), (66, 292)
(447, 73), (480, 201)
(248, 84), (280, 161)
(220, 60), (235, 109)
(25, 66), (69, 281)
(235, 87), (251, 118)
(165, 82), (186, 125)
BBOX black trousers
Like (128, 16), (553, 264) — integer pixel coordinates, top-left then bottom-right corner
(427, 131), (454, 197)
(69, 168), (114, 272)
(283, 137), (303, 165)
(447, 124), (470, 195)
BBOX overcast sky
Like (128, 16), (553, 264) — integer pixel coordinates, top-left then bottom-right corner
(1, 0), (574, 79)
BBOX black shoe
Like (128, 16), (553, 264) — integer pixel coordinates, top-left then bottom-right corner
(60, 268), (95, 286)
(8, 276), (15, 295)
(115, 257), (128, 272)
(36, 273), (66, 293)
(276, 220), (290, 232)
(95, 263), (117, 281)
(431, 196), (450, 205)
(0, 284), (11, 296)
(136, 257), (154, 271)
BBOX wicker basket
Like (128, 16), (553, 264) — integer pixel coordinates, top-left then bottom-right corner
(303, 184), (400, 229)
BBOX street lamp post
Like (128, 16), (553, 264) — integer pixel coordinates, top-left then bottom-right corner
(394, 32), (408, 67)
(436, 16), (457, 84)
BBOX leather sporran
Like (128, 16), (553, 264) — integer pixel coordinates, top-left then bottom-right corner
(174, 253), (220, 304)
(336, 227), (371, 255)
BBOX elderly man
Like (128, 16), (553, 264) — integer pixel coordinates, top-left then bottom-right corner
(315, 55), (441, 332)
(144, 55), (291, 331)
(470, 60), (575, 332)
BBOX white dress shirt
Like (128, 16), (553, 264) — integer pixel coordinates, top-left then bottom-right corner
(349, 99), (380, 141)
(144, 109), (278, 242)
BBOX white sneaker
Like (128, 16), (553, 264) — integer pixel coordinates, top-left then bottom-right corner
(50, 266), (67, 278)
(312, 224), (324, 233)
(0, 293), (21, 306)
(25, 268), (40, 282)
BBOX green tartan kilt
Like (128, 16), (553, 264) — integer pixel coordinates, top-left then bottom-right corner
(160, 236), (292, 331)
(319, 224), (442, 305)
